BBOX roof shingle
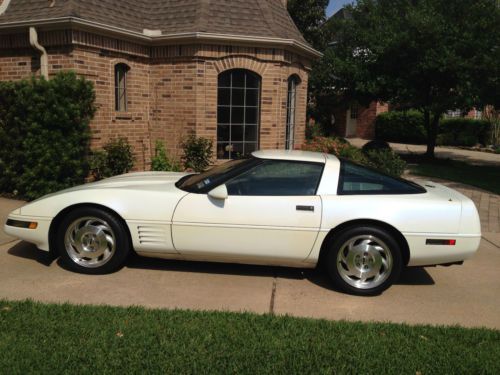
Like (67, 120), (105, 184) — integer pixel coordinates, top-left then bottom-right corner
(0, 0), (308, 46)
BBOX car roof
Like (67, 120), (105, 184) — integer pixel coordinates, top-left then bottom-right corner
(252, 150), (331, 163)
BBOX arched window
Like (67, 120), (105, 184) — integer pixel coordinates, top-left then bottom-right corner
(217, 69), (261, 159)
(114, 63), (129, 111)
(285, 75), (300, 150)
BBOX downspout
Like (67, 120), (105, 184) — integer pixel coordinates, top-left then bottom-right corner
(29, 27), (49, 79)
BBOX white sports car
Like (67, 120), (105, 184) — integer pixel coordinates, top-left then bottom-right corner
(4, 150), (481, 295)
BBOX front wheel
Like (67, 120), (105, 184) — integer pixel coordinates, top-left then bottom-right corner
(56, 207), (131, 274)
(325, 226), (402, 296)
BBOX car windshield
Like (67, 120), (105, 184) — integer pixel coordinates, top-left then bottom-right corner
(176, 158), (262, 193)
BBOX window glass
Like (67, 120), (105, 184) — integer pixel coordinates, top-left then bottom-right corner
(114, 64), (129, 111)
(285, 76), (299, 150)
(176, 158), (261, 193)
(338, 161), (426, 195)
(226, 160), (323, 196)
(217, 69), (261, 159)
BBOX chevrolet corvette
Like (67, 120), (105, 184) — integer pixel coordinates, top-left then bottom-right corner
(4, 150), (481, 295)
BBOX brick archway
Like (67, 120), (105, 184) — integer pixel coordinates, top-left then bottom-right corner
(214, 55), (267, 77)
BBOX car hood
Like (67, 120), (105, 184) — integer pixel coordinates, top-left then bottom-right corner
(28, 171), (190, 203)
(16, 171), (192, 218)
(84, 171), (189, 189)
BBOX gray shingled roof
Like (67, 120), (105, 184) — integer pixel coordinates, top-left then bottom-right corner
(0, 0), (309, 46)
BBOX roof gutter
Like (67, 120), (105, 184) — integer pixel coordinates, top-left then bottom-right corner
(0, 17), (323, 58)
(29, 27), (49, 79)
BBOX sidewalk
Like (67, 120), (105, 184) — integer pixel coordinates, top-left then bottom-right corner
(349, 138), (500, 167)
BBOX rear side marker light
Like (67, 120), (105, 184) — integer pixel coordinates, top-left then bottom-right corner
(6, 219), (38, 229)
(426, 239), (456, 246)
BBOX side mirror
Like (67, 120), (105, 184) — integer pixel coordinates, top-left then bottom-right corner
(208, 184), (228, 200)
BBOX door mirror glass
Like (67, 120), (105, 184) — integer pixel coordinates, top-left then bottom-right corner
(208, 184), (228, 200)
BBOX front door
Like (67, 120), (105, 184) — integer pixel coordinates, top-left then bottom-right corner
(171, 160), (324, 263)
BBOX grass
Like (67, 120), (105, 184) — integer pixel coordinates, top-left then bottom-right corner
(403, 155), (500, 194)
(1, 300), (499, 374)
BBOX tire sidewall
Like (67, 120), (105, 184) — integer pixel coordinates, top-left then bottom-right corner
(56, 207), (131, 274)
(325, 226), (403, 296)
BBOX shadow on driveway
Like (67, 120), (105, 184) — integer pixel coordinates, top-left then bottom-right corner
(7, 241), (435, 291)
(7, 241), (56, 267)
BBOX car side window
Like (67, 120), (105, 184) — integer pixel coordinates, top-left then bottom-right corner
(338, 161), (426, 195)
(226, 160), (323, 196)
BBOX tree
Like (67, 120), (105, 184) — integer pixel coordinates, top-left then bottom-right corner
(320, 0), (500, 157)
(287, 0), (329, 50)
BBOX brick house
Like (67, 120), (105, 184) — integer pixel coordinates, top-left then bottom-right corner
(331, 102), (389, 139)
(0, 0), (320, 169)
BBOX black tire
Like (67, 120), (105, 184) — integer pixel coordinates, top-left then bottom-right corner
(55, 207), (131, 274)
(324, 226), (402, 296)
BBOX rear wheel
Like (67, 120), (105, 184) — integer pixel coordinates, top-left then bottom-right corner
(56, 207), (131, 274)
(325, 226), (402, 296)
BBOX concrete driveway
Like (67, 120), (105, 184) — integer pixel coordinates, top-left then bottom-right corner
(1, 196), (499, 330)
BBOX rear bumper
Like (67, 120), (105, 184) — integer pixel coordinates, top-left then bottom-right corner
(405, 233), (481, 266)
(4, 213), (51, 251)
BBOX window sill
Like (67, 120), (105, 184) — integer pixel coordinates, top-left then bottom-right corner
(114, 112), (133, 120)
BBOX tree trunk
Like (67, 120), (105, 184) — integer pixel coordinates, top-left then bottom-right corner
(425, 112), (440, 158)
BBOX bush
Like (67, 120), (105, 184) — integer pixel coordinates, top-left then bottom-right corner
(90, 138), (134, 180)
(151, 140), (181, 172)
(0, 72), (95, 200)
(362, 140), (391, 153)
(365, 149), (407, 177)
(437, 118), (490, 146)
(181, 135), (213, 172)
(305, 121), (323, 140)
(375, 110), (427, 144)
(302, 136), (406, 176)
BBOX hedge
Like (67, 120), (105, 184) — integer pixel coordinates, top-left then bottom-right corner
(376, 111), (491, 146)
(375, 110), (427, 144)
(0, 72), (95, 200)
(437, 118), (490, 147)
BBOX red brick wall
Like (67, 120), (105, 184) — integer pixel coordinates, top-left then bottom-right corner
(0, 31), (311, 170)
(355, 101), (388, 139)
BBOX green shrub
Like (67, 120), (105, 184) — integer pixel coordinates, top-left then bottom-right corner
(365, 149), (407, 177)
(301, 136), (352, 155)
(305, 121), (323, 140)
(151, 140), (181, 172)
(302, 136), (406, 176)
(375, 110), (427, 144)
(90, 138), (134, 180)
(362, 140), (391, 153)
(0, 72), (95, 200)
(181, 135), (213, 172)
(437, 118), (490, 146)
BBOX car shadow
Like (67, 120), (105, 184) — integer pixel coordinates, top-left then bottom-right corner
(126, 254), (307, 280)
(305, 266), (435, 295)
(7, 241), (57, 267)
(6, 243), (436, 291)
(126, 255), (435, 290)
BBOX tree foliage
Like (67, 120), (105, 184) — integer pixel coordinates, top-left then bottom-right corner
(0, 72), (95, 200)
(319, 0), (500, 156)
(287, 0), (330, 50)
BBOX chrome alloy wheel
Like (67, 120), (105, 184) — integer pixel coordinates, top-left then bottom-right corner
(64, 217), (116, 268)
(336, 235), (393, 290)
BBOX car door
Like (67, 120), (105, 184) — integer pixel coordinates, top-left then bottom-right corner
(171, 160), (323, 263)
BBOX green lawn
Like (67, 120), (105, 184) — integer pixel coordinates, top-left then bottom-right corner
(403, 155), (500, 195)
(1, 300), (499, 374)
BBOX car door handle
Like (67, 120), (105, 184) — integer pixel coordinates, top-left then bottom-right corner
(296, 205), (314, 212)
